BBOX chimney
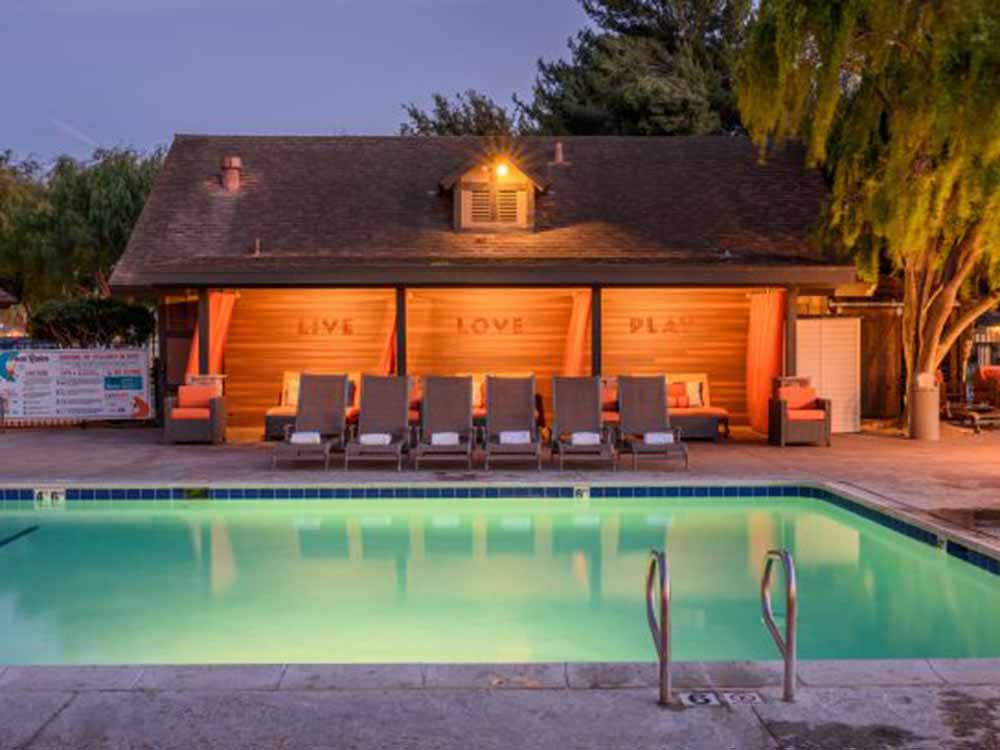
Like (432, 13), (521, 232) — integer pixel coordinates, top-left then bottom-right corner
(220, 155), (242, 192)
(554, 141), (564, 165)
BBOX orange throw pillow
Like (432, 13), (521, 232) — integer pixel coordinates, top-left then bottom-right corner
(777, 385), (817, 410)
(178, 385), (214, 408)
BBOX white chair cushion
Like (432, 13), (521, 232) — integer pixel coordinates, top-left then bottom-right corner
(359, 433), (392, 446)
(431, 431), (460, 446)
(499, 430), (531, 445)
(570, 431), (601, 446)
(289, 430), (322, 445)
(645, 432), (675, 445)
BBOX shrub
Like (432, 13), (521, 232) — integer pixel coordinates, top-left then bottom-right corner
(28, 298), (154, 348)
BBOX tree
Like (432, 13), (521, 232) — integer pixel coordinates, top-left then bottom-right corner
(737, 0), (1000, 425)
(0, 147), (163, 311)
(522, 0), (750, 134)
(400, 2), (750, 136)
(0, 151), (52, 311)
(520, 30), (722, 135)
(28, 297), (155, 348)
(45, 147), (164, 297)
(400, 90), (520, 136)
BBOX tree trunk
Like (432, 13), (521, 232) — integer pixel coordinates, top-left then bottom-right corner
(898, 222), (997, 434)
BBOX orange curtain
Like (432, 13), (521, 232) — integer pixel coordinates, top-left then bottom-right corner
(377, 320), (397, 375)
(185, 291), (238, 379)
(376, 300), (397, 375)
(562, 290), (592, 376)
(746, 289), (786, 433)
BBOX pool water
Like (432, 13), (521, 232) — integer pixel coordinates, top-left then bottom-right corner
(0, 497), (998, 665)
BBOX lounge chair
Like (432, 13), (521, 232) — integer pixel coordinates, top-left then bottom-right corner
(271, 374), (349, 469)
(618, 375), (689, 470)
(483, 375), (542, 471)
(345, 375), (411, 471)
(164, 384), (227, 444)
(413, 376), (475, 470)
(551, 376), (617, 470)
(265, 371), (359, 441)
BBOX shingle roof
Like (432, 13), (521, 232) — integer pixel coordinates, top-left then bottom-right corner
(111, 134), (841, 288)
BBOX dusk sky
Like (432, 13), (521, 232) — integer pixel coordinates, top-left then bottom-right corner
(4, 0), (590, 163)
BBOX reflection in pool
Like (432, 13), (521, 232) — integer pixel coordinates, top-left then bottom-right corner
(0, 498), (997, 664)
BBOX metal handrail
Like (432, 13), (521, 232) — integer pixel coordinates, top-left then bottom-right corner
(645, 549), (671, 706)
(761, 549), (797, 702)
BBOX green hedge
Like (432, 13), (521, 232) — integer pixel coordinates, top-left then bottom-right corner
(29, 298), (154, 348)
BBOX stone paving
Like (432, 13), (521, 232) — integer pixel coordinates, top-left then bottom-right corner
(1, 661), (1000, 749)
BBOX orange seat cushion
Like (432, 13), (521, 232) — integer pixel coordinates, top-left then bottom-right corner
(601, 385), (618, 411)
(777, 385), (817, 410)
(346, 406), (360, 423)
(667, 382), (687, 398)
(171, 406), (210, 421)
(178, 385), (215, 408)
(672, 406), (729, 418)
(788, 409), (826, 421)
(978, 366), (1000, 383)
(668, 395), (690, 408)
(409, 379), (423, 410)
(602, 410), (620, 424)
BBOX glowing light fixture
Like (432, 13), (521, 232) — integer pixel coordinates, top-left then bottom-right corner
(495, 162), (509, 178)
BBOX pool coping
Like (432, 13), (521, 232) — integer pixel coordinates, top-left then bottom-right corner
(3, 478), (999, 575)
(1, 659), (1000, 693)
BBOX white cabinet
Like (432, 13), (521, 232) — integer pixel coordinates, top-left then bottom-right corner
(795, 318), (861, 433)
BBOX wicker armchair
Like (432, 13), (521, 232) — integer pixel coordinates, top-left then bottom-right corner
(768, 378), (831, 447)
(164, 385), (227, 444)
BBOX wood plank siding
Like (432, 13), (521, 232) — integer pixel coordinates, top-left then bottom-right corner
(224, 290), (395, 426)
(601, 289), (754, 424)
(405, 288), (591, 418)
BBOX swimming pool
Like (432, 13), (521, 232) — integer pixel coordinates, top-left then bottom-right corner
(0, 493), (998, 665)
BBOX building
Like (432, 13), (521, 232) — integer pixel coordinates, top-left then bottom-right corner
(110, 134), (859, 434)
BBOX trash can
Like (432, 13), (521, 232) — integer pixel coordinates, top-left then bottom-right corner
(909, 372), (940, 441)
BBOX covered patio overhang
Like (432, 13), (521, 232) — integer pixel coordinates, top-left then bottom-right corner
(146, 260), (857, 435)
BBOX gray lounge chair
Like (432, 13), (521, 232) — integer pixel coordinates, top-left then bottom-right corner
(618, 375), (689, 470)
(345, 375), (411, 471)
(413, 376), (475, 470)
(271, 374), (349, 469)
(483, 375), (542, 471)
(551, 376), (617, 470)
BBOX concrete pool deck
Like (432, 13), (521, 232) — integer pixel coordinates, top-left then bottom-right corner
(1, 660), (1000, 748)
(4, 427), (1000, 747)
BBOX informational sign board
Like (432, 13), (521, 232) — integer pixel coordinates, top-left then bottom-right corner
(0, 348), (152, 421)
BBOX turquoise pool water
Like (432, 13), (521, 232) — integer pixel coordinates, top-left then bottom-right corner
(0, 497), (998, 665)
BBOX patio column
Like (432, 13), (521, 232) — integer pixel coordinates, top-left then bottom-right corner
(784, 286), (798, 376)
(395, 286), (407, 375)
(197, 288), (210, 376)
(591, 285), (602, 376)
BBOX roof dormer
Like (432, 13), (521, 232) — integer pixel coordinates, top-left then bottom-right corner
(440, 156), (546, 232)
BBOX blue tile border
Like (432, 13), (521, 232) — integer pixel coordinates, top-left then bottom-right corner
(946, 540), (1000, 576)
(3, 482), (999, 577)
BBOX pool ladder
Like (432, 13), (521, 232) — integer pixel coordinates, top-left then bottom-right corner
(645, 549), (672, 705)
(761, 549), (798, 702)
(646, 547), (798, 706)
